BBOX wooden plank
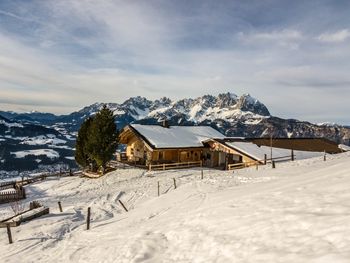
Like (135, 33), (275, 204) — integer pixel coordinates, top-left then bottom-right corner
(0, 207), (49, 228)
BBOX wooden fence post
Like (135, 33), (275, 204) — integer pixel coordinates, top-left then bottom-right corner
(324, 151), (326, 161)
(173, 178), (177, 189)
(21, 187), (26, 199)
(157, 181), (160, 197)
(272, 161), (276, 169)
(291, 149), (295, 161)
(118, 200), (128, 212)
(201, 169), (204, 180)
(87, 207), (91, 230)
(6, 224), (13, 244)
(264, 154), (267, 165)
(58, 201), (63, 212)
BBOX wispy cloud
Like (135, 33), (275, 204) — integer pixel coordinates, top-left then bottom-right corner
(317, 29), (350, 43)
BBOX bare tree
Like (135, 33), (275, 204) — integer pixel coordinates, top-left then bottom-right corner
(10, 200), (25, 216)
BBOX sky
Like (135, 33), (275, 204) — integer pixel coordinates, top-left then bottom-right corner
(0, 0), (349, 124)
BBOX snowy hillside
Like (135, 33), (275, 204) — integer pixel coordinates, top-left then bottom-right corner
(1, 152), (350, 262)
(0, 116), (75, 172)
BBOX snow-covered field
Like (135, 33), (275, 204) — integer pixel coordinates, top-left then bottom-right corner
(1, 152), (350, 262)
(10, 149), (60, 159)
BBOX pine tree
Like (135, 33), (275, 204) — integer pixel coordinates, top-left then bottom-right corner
(75, 117), (93, 169)
(88, 105), (118, 173)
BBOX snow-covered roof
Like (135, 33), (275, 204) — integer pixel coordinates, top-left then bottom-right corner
(130, 124), (225, 149)
(339, 144), (350, 152)
(225, 141), (323, 161)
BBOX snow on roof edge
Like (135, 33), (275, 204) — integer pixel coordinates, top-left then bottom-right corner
(129, 124), (225, 149)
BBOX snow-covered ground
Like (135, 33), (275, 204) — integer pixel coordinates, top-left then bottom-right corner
(1, 152), (350, 262)
(10, 149), (60, 159)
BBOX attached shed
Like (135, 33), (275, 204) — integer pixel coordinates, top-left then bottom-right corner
(204, 138), (324, 169)
(247, 138), (342, 154)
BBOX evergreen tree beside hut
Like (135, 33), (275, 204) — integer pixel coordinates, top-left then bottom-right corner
(75, 105), (118, 174)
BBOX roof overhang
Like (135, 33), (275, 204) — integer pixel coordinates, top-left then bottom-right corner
(118, 125), (154, 151)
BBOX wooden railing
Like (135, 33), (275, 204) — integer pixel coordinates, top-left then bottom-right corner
(0, 186), (26, 204)
(227, 161), (261, 170)
(266, 155), (292, 163)
(0, 181), (16, 191)
(227, 154), (295, 171)
(16, 170), (81, 186)
(149, 161), (203, 171)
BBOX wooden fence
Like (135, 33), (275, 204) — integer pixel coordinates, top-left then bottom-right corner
(227, 161), (261, 170)
(148, 161), (203, 171)
(0, 186), (26, 204)
(0, 181), (16, 191)
(16, 169), (81, 186)
(227, 154), (295, 171)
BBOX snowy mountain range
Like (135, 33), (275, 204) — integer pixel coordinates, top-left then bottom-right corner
(1, 92), (349, 172)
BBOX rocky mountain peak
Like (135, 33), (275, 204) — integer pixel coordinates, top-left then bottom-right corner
(216, 92), (238, 108)
(235, 94), (270, 116)
(150, 97), (172, 111)
(121, 96), (152, 110)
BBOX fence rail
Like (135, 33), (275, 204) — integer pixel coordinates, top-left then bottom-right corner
(16, 170), (81, 186)
(266, 155), (293, 162)
(149, 161), (203, 171)
(0, 181), (16, 191)
(227, 161), (261, 170)
(227, 153), (295, 171)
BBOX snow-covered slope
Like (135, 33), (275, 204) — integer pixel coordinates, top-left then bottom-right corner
(1, 152), (350, 262)
(0, 116), (75, 172)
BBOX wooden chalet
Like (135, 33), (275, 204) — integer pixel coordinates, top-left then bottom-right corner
(118, 123), (225, 168)
(119, 123), (345, 170)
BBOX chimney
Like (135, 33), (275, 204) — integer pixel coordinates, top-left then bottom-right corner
(159, 118), (169, 128)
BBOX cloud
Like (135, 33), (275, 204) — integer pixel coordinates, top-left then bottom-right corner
(242, 30), (302, 41)
(0, 1), (349, 124)
(317, 29), (350, 43)
(237, 29), (303, 50)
